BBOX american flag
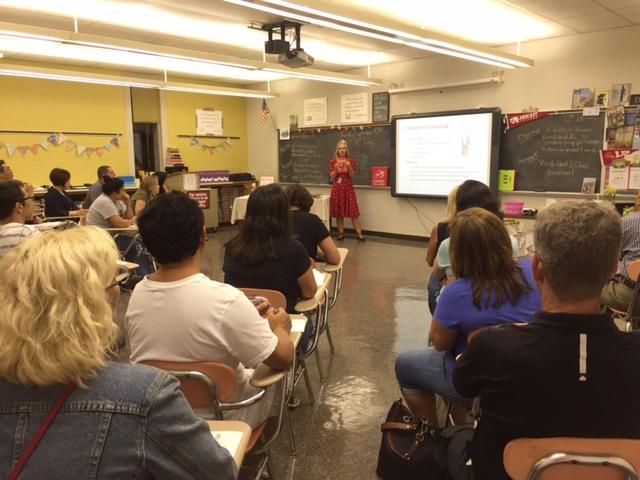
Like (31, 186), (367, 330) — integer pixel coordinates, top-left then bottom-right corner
(260, 99), (271, 125)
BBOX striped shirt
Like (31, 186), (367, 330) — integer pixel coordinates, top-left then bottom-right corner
(621, 211), (640, 278)
(0, 222), (39, 257)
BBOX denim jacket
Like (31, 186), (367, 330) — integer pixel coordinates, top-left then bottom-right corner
(0, 362), (237, 479)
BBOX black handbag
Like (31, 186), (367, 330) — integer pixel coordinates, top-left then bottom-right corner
(376, 398), (447, 480)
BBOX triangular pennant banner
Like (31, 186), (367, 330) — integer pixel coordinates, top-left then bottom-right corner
(6, 144), (15, 157)
(191, 137), (199, 145)
(29, 144), (39, 156)
(103, 142), (111, 151)
(47, 133), (57, 145)
(110, 136), (120, 148)
(66, 141), (77, 152)
(18, 146), (28, 156)
(76, 145), (87, 156)
(96, 147), (105, 157)
(57, 133), (68, 145)
(86, 148), (95, 157)
(39, 140), (49, 150)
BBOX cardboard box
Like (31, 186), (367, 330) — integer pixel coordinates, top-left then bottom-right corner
(371, 166), (389, 187)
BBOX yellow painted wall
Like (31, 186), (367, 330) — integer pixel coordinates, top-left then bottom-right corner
(165, 92), (248, 173)
(0, 77), (130, 186)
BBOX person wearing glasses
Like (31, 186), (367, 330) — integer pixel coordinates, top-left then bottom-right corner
(0, 180), (39, 257)
(0, 227), (237, 479)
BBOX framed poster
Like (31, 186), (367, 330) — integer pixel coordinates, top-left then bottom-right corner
(372, 92), (390, 123)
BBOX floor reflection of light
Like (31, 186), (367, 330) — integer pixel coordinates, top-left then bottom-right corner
(392, 286), (429, 353)
(323, 376), (387, 432)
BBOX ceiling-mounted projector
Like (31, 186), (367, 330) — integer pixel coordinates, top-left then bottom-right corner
(263, 21), (314, 68)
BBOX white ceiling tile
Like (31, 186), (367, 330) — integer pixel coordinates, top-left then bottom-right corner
(508, 0), (605, 19)
(559, 10), (631, 31)
(615, 5), (640, 22)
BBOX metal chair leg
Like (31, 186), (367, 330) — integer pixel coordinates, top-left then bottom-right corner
(298, 356), (315, 404)
(284, 408), (297, 456)
(314, 348), (325, 383)
(325, 321), (336, 353)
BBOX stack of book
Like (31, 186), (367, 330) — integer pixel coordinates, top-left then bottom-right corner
(166, 147), (184, 166)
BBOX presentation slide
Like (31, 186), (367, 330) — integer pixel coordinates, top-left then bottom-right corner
(394, 111), (496, 197)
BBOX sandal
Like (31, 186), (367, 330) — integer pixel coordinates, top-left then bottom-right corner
(357, 234), (366, 241)
(337, 233), (345, 240)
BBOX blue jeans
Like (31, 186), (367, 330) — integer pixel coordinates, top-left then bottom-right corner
(395, 347), (471, 407)
(427, 272), (444, 314)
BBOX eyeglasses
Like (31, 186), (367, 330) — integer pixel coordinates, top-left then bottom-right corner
(106, 266), (131, 290)
(22, 196), (35, 202)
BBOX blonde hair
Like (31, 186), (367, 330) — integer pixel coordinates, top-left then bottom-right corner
(0, 227), (119, 386)
(334, 139), (351, 158)
(140, 175), (159, 199)
(444, 184), (459, 222)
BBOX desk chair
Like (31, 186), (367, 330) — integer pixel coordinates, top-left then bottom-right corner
(504, 437), (640, 480)
(141, 360), (287, 479)
(320, 247), (349, 310)
(294, 272), (333, 382)
(609, 260), (640, 331)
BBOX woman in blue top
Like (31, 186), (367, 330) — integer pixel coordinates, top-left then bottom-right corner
(395, 207), (541, 426)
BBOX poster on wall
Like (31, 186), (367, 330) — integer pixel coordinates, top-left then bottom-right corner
(196, 109), (223, 135)
(303, 97), (328, 126)
(340, 92), (368, 123)
(372, 92), (390, 123)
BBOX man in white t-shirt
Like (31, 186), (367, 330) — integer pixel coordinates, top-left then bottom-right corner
(125, 192), (294, 428)
(0, 180), (39, 257)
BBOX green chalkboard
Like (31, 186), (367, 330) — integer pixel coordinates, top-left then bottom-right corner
(499, 111), (605, 192)
(278, 124), (392, 185)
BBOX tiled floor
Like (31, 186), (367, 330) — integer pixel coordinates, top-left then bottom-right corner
(115, 227), (432, 479)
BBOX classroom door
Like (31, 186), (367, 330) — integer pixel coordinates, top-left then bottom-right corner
(133, 122), (160, 173)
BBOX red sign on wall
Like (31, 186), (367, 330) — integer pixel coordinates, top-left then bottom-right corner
(187, 190), (211, 209)
(371, 166), (389, 187)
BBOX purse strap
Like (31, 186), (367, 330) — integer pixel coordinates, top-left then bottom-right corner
(9, 383), (77, 480)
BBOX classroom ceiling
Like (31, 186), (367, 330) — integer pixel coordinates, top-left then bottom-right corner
(0, 0), (639, 86)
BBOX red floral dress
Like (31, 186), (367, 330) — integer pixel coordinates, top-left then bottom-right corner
(330, 157), (360, 218)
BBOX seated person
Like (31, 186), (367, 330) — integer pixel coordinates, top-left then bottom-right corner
(454, 200), (640, 480)
(395, 207), (541, 427)
(0, 159), (13, 182)
(126, 192), (294, 429)
(82, 165), (115, 209)
(0, 226), (236, 479)
(285, 183), (340, 265)
(0, 180), (38, 257)
(224, 184), (316, 313)
(86, 176), (135, 229)
(131, 175), (160, 215)
(44, 168), (86, 218)
(153, 171), (170, 194)
(602, 190), (640, 310)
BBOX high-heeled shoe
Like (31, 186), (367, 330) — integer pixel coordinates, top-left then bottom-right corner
(357, 233), (365, 241)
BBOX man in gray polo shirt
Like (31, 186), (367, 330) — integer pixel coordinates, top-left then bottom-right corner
(82, 165), (115, 209)
(0, 180), (38, 257)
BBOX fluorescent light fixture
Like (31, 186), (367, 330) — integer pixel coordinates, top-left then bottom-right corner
(0, 28), (380, 86)
(224, 0), (534, 68)
(0, 65), (277, 98)
(388, 74), (504, 95)
(0, 0), (392, 67)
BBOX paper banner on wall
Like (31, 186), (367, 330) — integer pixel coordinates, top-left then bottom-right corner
(18, 146), (28, 157)
(29, 144), (39, 156)
(57, 133), (67, 145)
(103, 142), (111, 151)
(191, 137), (199, 145)
(39, 140), (49, 150)
(66, 141), (77, 152)
(110, 136), (120, 148)
(47, 133), (57, 145)
(96, 147), (105, 157)
(86, 148), (95, 157)
(5, 144), (15, 157)
(76, 144), (87, 156)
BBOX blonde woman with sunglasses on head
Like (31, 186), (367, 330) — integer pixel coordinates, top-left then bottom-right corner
(0, 227), (236, 479)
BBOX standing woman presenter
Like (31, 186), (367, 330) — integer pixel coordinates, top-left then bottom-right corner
(330, 139), (365, 241)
